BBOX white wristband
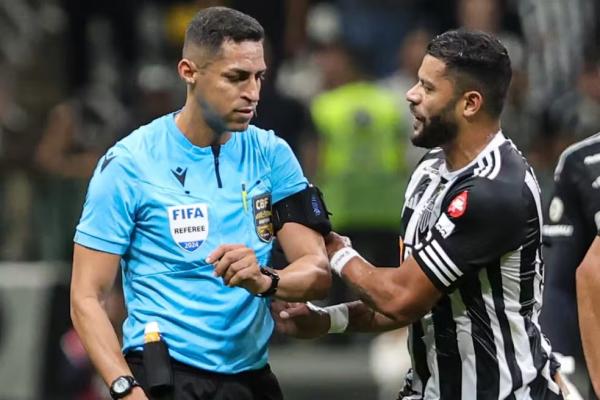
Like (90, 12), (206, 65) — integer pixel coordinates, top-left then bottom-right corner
(330, 247), (360, 276)
(326, 303), (349, 333)
(306, 302), (349, 334)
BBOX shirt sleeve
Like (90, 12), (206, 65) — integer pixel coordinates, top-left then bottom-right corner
(74, 145), (140, 255)
(412, 178), (525, 293)
(267, 132), (308, 203)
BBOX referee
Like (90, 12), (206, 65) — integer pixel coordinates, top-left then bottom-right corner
(542, 132), (600, 399)
(70, 7), (331, 400)
(275, 30), (564, 399)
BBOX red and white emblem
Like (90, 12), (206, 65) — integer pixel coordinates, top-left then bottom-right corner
(447, 191), (468, 218)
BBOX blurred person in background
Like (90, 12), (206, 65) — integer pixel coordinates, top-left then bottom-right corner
(310, 40), (407, 268)
(577, 228), (600, 398)
(70, 7), (330, 399)
(541, 129), (600, 400)
(275, 29), (566, 400)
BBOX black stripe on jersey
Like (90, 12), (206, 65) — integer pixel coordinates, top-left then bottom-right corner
(411, 321), (431, 391)
(459, 275), (500, 400)
(525, 316), (547, 373)
(487, 264), (523, 391)
(432, 296), (462, 399)
(529, 373), (561, 400)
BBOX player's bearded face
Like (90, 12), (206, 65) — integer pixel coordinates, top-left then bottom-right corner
(410, 97), (459, 149)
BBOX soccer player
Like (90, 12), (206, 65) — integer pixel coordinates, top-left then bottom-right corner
(542, 131), (600, 399)
(274, 30), (564, 399)
(70, 7), (331, 400)
(578, 234), (600, 398)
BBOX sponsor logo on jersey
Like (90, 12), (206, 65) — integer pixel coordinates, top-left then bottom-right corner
(253, 193), (273, 242)
(167, 203), (209, 251)
(584, 153), (600, 165)
(447, 191), (468, 218)
(100, 153), (117, 172)
(592, 176), (600, 189)
(542, 224), (573, 237)
(435, 213), (456, 238)
(549, 196), (564, 222)
(171, 167), (188, 187)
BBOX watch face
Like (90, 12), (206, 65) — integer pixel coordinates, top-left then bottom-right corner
(113, 377), (130, 394)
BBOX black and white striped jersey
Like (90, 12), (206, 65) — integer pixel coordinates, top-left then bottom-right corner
(399, 132), (562, 400)
(541, 132), (600, 365)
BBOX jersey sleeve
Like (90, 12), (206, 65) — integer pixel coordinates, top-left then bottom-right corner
(74, 145), (140, 255)
(412, 178), (525, 293)
(267, 132), (308, 203)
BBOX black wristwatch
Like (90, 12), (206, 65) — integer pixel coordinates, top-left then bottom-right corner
(257, 267), (279, 297)
(109, 375), (140, 399)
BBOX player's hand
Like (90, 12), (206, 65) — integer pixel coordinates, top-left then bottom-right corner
(207, 244), (271, 295)
(271, 300), (330, 339)
(325, 231), (352, 258)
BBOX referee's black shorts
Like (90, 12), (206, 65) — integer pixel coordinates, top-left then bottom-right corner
(126, 352), (284, 400)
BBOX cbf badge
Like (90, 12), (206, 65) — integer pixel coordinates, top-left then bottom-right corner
(253, 194), (273, 242)
(167, 203), (209, 252)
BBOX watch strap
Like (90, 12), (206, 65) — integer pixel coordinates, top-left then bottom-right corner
(257, 267), (279, 297)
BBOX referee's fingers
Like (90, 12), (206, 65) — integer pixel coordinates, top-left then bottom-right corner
(206, 243), (245, 264)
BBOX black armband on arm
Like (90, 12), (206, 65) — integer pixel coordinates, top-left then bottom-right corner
(272, 184), (332, 235)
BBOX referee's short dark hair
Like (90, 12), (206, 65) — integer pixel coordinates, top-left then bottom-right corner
(184, 7), (264, 55)
(427, 29), (512, 119)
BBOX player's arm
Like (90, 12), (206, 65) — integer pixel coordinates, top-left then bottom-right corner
(70, 244), (146, 399)
(577, 235), (600, 397)
(273, 299), (402, 339)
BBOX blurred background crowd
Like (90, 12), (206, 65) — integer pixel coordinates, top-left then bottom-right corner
(0, 0), (598, 399)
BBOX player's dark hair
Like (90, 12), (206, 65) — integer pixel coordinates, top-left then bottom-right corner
(426, 29), (512, 118)
(184, 7), (264, 56)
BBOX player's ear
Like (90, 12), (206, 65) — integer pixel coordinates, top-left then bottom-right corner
(462, 90), (483, 118)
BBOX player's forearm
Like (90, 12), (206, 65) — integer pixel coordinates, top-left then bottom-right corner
(275, 254), (331, 301)
(70, 295), (134, 387)
(341, 258), (418, 325)
(345, 300), (404, 333)
(577, 263), (600, 396)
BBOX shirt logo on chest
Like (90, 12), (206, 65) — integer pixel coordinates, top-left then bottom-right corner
(167, 203), (209, 251)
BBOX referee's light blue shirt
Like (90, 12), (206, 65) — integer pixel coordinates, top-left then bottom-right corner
(75, 112), (307, 373)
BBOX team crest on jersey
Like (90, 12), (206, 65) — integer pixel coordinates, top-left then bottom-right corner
(167, 203), (209, 252)
(253, 193), (273, 242)
(447, 191), (468, 218)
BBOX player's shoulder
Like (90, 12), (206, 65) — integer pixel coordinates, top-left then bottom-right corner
(554, 132), (600, 180)
(446, 140), (530, 212)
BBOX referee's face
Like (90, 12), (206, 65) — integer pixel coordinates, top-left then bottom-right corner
(191, 39), (267, 133)
(406, 55), (459, 148)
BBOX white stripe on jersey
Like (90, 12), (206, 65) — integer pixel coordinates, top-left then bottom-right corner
(488, 148), (502, 180)
(450, 290), (477, 400)
(501, 248), (539, 392)
(480, 268), (514, 399)
(431, 240), (463, 278)
(419, 250), (452, 287)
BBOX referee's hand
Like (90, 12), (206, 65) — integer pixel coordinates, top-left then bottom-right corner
(271, 301), (330, 339)
(207, 244), (271, 295)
